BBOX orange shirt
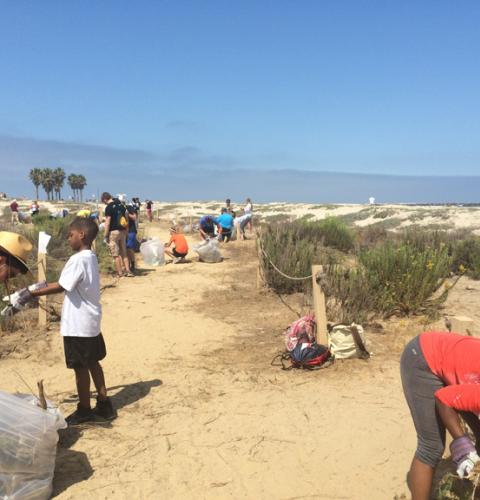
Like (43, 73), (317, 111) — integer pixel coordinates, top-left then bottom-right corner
(169, 233), (188, 254)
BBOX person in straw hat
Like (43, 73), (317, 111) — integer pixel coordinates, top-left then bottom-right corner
(0, 231), (32, 282)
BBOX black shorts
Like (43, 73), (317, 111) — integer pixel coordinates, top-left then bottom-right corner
(63, 334), (107, 369)
(219, 229), (232, 241)
(172, 249), (187, 258)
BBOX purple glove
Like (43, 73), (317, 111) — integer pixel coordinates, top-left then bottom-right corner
(16, 287), (33, 307)
(15, 281), (47, 307)
(450, 435), (480, 478)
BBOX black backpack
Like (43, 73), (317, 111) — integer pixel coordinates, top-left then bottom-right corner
(111, 201), (128, 229)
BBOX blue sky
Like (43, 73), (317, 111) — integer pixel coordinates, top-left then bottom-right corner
(1, 1), (479, 202)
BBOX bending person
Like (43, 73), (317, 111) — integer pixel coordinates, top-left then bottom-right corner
(199, 215), (217, 240)
(401, 331), (480, 500)
(215, 208), (234, 242)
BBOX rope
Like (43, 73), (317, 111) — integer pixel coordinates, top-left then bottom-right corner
(260, 248), (312, 281)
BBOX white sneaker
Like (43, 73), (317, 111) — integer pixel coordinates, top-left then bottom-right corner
(173, 257), (182, 264)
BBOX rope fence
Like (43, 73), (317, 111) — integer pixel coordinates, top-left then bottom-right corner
(259, 247), (313, 281)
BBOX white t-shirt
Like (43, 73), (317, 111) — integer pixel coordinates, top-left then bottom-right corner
(58, 250), (102, 337)
(244, 203), (252, 214)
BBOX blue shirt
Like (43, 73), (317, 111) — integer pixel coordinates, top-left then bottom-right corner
(215, 213), (234, 229)
(200, 215), (216, 229)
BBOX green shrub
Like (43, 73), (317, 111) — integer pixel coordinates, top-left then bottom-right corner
(358, 242), (451, 317)
(257, 220), (347, 294)
(323, 265), (374, 324)
(315, 217), (355, 252)
(451, 237), (480, 278)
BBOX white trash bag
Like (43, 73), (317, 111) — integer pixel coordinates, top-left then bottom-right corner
(140, 238), (165, 266)
(0, 391), (67, 500)
(193, 239), (222, 263)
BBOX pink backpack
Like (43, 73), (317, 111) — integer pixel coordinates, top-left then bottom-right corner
(284, 314), (316, 352)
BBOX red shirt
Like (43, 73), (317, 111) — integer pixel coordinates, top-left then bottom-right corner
(10, 201), (18, 212)
(420, 331), (480, 412)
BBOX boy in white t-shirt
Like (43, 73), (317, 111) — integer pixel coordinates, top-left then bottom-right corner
(20, 217), (116, 425)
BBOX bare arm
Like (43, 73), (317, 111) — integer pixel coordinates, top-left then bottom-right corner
(104, 216), (111, 240)
(31, 282), (64, 297)
(436, 398), (464, 439)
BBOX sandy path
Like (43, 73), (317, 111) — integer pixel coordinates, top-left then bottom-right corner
(0, 224), (416, 500)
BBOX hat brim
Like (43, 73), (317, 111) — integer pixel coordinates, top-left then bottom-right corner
(0, 246), (30, 274)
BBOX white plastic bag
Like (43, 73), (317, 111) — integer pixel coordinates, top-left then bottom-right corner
(193, 239), (222, 263)
(140, 238), (165, 266)
(0, 391), (67, 500)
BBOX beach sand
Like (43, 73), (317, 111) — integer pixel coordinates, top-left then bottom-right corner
(0, 205), (478, 498)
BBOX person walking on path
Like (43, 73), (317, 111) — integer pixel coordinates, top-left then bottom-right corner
(401, 331), (480, 500)
(145, 200), (153, 222)
(9, 199), (19, 225)
(126, 201), (139, 272)
(101, 192), (133, 277)
(11, 217), (116, 425)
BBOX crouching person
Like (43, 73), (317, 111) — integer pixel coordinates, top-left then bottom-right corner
(14, 217), (116, 425)
(164, 226), (188, 264)
(401, 331), (480, 500)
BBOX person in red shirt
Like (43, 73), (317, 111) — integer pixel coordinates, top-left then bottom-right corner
(401, 331), (480, 499)
(164, 226), (188, 264)
(9, 199), (19, 225)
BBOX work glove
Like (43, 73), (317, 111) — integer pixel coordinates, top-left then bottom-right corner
(2, 281), (47, 309)
(450, 435), (480, 478)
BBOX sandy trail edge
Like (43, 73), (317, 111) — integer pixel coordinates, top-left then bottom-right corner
(0, 225), (415, 500)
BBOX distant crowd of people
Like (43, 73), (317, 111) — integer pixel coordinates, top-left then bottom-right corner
(7, 194), (254, 277)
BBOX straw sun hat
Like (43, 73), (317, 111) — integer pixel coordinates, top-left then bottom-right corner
(0, 231), (33, 273)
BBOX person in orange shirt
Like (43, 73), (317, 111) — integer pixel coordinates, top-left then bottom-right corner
(164, 226), (188, 264)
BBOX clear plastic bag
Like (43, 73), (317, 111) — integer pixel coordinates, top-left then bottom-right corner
(0, 391), (67, 500)
(193, 239), (222, 263)
(140, 238), (165, 266)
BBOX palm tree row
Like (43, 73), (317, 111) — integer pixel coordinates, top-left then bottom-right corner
(28, 168), (86, 201)
(67, 174), (87, 202)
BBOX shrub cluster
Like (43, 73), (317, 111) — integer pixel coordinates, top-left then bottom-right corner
(258, 217), (477, 323)
(257, 218), (353, 294)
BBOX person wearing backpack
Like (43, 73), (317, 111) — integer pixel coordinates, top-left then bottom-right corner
(101, 192), (133, 278)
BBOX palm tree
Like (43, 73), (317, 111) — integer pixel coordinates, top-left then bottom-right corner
(53, 167), (66, 200)
(29, 168), (43, 200)
(41, 168), (55, 200)
(67, 174), (78, 201)
(77, 175), (87, 201)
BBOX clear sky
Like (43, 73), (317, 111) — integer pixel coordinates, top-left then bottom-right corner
(1, 1), (479, 202)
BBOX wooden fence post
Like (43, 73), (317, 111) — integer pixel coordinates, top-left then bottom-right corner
(312, 264), (328, 345)
(37, 252), (47, 327)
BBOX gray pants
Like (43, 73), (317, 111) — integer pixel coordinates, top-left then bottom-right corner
(401, 336), (480, 467)
(401, 336), (446, 467)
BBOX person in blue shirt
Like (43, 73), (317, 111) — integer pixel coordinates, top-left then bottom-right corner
(199, 215), (217, 240)
(215, 208), (234, 242)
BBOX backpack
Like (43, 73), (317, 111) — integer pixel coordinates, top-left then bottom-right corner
(271, 315), (332, 370)
(287, 342), (331, 370)
(112, 201), (128, 229)
(284, 314), (316, 352)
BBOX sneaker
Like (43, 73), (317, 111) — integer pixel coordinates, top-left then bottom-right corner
(173, 257), (182, 264)
(93, 397), (117, 421)
(65, 404), (96, 426)
(124, 271), (135, 277)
